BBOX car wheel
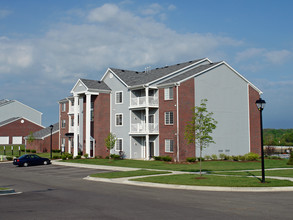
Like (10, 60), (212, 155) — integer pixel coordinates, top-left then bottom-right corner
(23, 162), (28, 167)
(44, 161), (48, 165)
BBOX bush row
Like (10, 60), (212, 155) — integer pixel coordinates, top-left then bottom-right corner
(154, 156), (172, 162)
(185, 152), (261, 163)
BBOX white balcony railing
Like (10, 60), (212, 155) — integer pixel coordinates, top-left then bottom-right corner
(131, 123), (158, 133)
(131, 96), (158, 107)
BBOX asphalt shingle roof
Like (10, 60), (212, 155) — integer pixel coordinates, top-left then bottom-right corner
(0, 117), (20, 127)
(158, 62), (221, 85)
(0, 99), (14, 107)
(30, 122), (59, 139)
(80, 78), (111, 91)
(110, 58), (205, 86)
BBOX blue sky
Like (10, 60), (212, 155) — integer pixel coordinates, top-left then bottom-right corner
(0, 0), (292, 128)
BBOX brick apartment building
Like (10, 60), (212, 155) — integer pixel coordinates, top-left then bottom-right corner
(59, 58), (262, 161)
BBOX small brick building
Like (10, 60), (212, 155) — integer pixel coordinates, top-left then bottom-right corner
(25, 123), (59, 153)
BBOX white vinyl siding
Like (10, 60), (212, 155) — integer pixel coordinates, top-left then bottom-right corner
(164, 87), (173, 100)
(164, 112), (174, 125)
(12, 136), (22, 144)
(0, 136), (9, 144)
(115, 138), (123, 151)
(165, 139), (174, 152)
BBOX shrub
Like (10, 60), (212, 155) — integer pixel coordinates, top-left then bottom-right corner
(197, 157), (205, 162)
(84, 154), (89, 159)
(67, 154), (73, 159)
(287, 152), (293, 165)
(111, 154), (120, 160)
(61, 155), (67, 160)
(31, 149), (36, 153)
(26, 149), (31, 153)
(74, 155), (81, 159)
(186, 157), (196, 163)
(162, 156), (172, 162)
(244, 152), (259, 161)
(211, 154), (218, 160)
(154, 156), (162, 161)
(239, 156), (246, 161)
(219, 153), (226, 160)
(204, 155), (211, 160)
(53, 155), (60, 159)
(6, 156), (13, 161)
(270, 156), (280, 159)
(232, 155), (239, 161)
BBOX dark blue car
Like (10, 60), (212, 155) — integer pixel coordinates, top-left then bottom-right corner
(13, 154), (51, 167)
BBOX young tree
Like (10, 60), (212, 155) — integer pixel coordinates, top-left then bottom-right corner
(105, 132), (116, 159)
(184, 99), (217, 176)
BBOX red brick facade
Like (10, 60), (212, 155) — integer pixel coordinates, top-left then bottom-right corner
(0, 118), (43, 145)
(249, 85), (261, 154)
(59, 101), (70, 152)
(178, 79), (195, 160)
(26, 132), (59, 153)
(158, 79), (196, 162)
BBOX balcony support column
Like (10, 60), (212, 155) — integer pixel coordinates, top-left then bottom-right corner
(85, 93), (91, 157)
(73, 94), (79, 157)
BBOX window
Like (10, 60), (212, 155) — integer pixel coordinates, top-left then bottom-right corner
(61, 120), (66, 128)
(115, 114), (123, 126)
(115, 91), (123, 104)
(71, 117), (74, 126)
(61, 103), (66, 112)
(115, 138), (123, 151)
(61, 138), (66, 146)
(165, 139), (174, 152)
(164, 112), (174, 125)
(164, 87), (173, 100)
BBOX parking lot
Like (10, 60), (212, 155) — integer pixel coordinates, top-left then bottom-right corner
(1, 162), (293, 220)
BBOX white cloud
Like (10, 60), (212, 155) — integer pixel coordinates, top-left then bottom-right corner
(264, 49), (291, 64)
(141, 3), (163, 16)
(0, 9), (11, 19)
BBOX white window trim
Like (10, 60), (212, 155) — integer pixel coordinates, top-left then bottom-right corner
(61, 119), (66, 128)
(164, 87), (173, 100)
(115, 91), (123, 104)
(165, 139), (174, 153)
(115, 138), (123, 151)
(62, 103), (66, 112)
(115, 113), (123, 126)
(164, 112), (174, 125)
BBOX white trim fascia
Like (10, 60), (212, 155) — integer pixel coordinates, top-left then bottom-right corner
(102, 68), (129, 88)
(222, 61), (263, 95)
(70, 79), (88, 94)
(247, 84), (251, 153)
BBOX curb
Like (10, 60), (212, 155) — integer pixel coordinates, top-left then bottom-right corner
(0, 189), (16, 195)
(84, 176), (293, 192)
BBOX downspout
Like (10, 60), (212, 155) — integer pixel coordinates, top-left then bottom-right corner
(176, 83), (180, 162)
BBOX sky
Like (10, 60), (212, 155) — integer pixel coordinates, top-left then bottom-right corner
(0, 0), (292, 128)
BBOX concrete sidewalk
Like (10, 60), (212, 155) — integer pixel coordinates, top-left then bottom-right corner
(52, 160), (293, 192)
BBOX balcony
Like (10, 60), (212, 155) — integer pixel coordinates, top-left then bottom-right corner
(130, 96), (158, 108)
(130, 123), (159, 134)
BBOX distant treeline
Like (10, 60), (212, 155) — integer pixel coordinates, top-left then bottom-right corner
(264, 129), (293, 146)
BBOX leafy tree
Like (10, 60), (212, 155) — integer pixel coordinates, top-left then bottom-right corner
(184, 99), (217, 176)
(27, 132), (35, 144)
(105, 133), (116, 159)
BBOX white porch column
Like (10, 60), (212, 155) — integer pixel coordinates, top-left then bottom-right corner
(85, 93), (91, 156)
(73, 94), (79, 157)
(145, 87), (150, 160)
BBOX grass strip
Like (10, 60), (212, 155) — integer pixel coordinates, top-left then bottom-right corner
(0, 187), (10, 190)
(63, 158), (293, 172)
(213, 169), (293, 178)
(90, 169), (171, 178)
(131, 174), (293, 187)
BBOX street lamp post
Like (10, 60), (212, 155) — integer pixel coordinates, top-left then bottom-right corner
(49, 125), (54, 160)
(256, 98), (266, 183)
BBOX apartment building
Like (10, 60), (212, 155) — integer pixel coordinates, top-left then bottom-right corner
(59, 58), (262, 161)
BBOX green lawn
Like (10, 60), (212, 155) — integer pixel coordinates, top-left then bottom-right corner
(90, 169), (171, 178)
(0, 187), (10, 190)
(63, 158), (293, 172)
(132, 174), (293, 187)
(213, 169), (293, 178)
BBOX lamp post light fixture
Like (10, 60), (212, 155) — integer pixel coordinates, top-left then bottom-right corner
(49, 125), (54, 159)
(255, 98), (266, 183)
